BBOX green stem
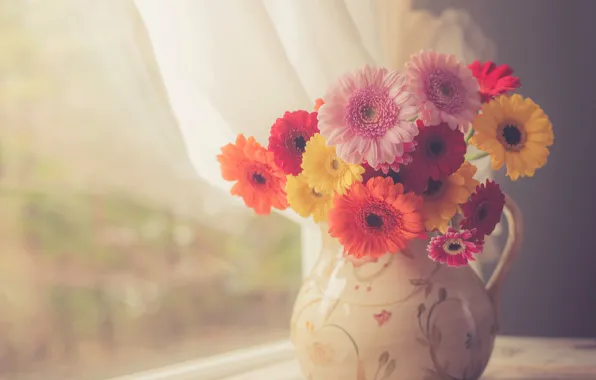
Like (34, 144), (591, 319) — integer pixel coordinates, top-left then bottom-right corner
(464, 151), (489, 161)
(322, 324), (359, 356)
(464, 129), (475, 144)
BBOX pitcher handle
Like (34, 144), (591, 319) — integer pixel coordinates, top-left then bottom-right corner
(485, 194), (524, 307)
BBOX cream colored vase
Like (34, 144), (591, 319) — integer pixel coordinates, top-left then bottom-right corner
(290, 195), (523, 380)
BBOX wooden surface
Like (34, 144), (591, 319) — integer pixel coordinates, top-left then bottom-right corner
(225, 336), (596, 380)
(480, 336), (596, 379)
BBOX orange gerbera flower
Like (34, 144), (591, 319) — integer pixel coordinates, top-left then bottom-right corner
(314, 98), (325, 111)
(217, 134), (288, 214)
(328, 177), (425, 259)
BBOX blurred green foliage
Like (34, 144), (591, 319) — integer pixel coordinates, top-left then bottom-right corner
(0, 1), (303, 378)
(1, 187), (302, 378)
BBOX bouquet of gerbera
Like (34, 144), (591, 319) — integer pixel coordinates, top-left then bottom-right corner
(217, 51), (554, 267)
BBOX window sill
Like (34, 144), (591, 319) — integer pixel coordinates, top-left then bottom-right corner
(222, 359), (301, 380)
(108, 340), (297, 380)
(108, 336), (596, 380)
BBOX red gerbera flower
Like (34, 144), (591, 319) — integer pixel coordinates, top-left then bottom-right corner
(268, 110), (319, 175)
(427, 227), (484, 267)
(468, 60), (521, 103)
(361, 162), (425, 194)
(328, 177), (426, 259)
(407, 122), (466, 182)
(460, 180), (505, 238)
(218, 134), (288, 215)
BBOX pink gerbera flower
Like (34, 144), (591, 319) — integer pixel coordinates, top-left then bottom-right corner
(318, 66), (419, 168)
(406, 51), (481, 133)
(427, 227), (484, 267)
(363, 141), (417, 174)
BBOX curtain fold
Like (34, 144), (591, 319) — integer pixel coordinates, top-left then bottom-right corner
(134, 0), (496, 192)
(6, 0), (500, 248)
(0, 0), (500, 243)
(0, 0), (502, 373)
(134, 0), (500, 269)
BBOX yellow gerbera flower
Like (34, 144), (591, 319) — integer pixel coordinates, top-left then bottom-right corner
(286, 174), (334, 223)
(470, 94), (554, 180)
(301, 134), (364, 195)
(422, 161), (479, 233)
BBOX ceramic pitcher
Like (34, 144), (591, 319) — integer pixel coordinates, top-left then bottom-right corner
(290, 194), (522, 380)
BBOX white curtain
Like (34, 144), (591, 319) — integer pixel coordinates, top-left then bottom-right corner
(133, 0), (501, 269)
(4, 0), (500, 257)
(0, 0), (500, 359)
(134, 0), (496, 192)
(5, 0), (496, 213)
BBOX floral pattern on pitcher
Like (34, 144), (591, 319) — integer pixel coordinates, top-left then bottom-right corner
(291, 236), (501, 380)
(415, 286), (490, 380)
(373, 310), (392, 327)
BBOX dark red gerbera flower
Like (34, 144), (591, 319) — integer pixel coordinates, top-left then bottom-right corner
(407, 122), (466, 183)
(268, 110), (319, 175)
(468, 60), (521, 103)
(460, 180), (505, 238)
(361, 162), (426, 194)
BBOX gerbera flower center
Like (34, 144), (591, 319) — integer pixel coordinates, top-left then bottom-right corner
(426, 69), (464, 112)
(423, 178), (444, 198)
(362, 105), (378, 121)
(311, 188), (324, 198)
(325, 155), (343, 175)
(475, 202), (488, 221)
(497, 124), (526, 151)
(346, 86), (398, 138)
(252, 172), (267, 185)
(294, 135), (307, 152)
(426, 137), (445, 157)
(365, 213), (384, 228)
(358, 200), (399, 234)
(442, 238), (465, 255)
(440, 84), (453, 97)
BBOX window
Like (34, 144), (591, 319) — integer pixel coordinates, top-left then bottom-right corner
(1, 2), (498, 379)
(0, 2), (311, 379)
